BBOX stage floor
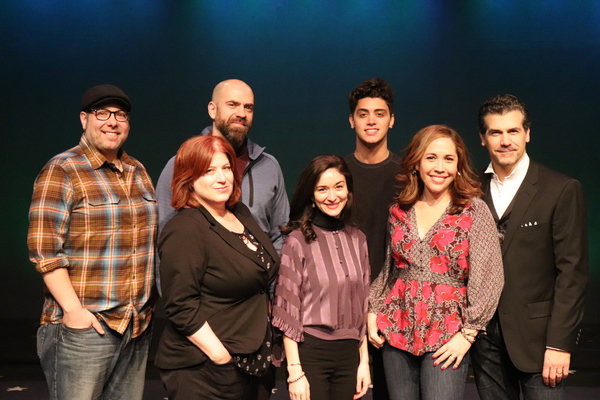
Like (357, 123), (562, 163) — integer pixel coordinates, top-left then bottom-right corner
(1, 363), (599, 400)
(2, 318), (598, 399)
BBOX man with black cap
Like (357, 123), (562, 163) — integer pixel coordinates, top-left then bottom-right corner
(28, 84), (158, 400)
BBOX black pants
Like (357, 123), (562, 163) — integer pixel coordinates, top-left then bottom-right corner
(298, 334), (360, 400)
(160, 359), (252, 400)
(471, 314), (565, 400)
(247, 364), (276, 400)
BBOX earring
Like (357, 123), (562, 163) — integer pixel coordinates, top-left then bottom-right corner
(412, 170), (418, 175)
(312, 202), (315, 208)
(457, 171), (462, 176)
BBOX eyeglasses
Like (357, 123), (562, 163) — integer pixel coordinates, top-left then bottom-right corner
(90, 109), (130, 122)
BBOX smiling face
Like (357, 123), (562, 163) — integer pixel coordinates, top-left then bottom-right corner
(192, 152), (234, 211)
(313, 168), (348, 218)
(349, 97), (394, 147)
(80, 106), (130, 162)
(480, 110), (530, 180)
(418, 137), (458, 200)
(208, 80), (254, 151)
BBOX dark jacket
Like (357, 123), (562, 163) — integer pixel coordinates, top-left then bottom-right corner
(155, 202), (280, 369)
(481, 161), (588, 372)
(156, 126), (289, 251)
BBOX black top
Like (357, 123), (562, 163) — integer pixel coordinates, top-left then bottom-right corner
(312, 207), (345, 231)
(345, 152), (402, 282)
(155, 202), (280, 369)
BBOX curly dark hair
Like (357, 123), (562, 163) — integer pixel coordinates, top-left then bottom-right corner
(348, 77), (394, 114)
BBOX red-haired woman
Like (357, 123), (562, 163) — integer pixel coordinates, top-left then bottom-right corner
(368, 125), (503, 400)
(155, 135), (280, 400)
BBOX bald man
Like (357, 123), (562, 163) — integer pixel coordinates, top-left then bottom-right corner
(155, 79), (288, 399)
(156, 79), (289, 248)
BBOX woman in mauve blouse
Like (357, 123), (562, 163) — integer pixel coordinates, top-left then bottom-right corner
(368, 125), (503, 400)
(272, 155), (370, 400)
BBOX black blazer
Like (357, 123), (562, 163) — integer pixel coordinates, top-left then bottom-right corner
(155, 202), (280, 370)
(482, 161), (588, 373)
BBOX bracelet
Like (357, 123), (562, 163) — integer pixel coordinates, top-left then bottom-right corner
(287, 372), (306, 383)
(460, 329), (477, 344)
(460, 328), (477, 338)
(288, 362), (302, 367)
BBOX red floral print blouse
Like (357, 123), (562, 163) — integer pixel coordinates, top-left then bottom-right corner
(369, 197), (503, 355)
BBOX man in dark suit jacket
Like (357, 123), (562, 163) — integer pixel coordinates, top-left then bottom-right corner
(471, 94), (588, 400)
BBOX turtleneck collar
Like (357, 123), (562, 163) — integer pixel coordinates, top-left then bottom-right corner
(312, 208), (345, 231)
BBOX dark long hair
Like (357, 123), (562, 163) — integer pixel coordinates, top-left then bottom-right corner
(282, 155), (354, 243)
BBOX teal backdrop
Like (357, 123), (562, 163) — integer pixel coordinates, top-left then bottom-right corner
(1, 1), (598, 336)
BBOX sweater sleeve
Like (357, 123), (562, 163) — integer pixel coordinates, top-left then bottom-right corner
(272, 234), (305, 342)
(463, 199), (504, 330)
(156, 156), (177, 236)
(267, 160), (290, 253)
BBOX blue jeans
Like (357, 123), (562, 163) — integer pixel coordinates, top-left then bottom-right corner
(369, 341), (390, 400)
(471, 314), (565, 400)
(37, 320), (152, 400)
(382, 343), (468, 400)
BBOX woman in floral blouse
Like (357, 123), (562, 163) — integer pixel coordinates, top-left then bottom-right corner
(368, 125), (503, 400)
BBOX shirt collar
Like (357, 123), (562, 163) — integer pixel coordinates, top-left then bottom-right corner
(79, 134), (133, 170)
(485, 153), (530, 183)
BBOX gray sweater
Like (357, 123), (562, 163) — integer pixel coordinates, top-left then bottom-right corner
(156, 127), (289, 251)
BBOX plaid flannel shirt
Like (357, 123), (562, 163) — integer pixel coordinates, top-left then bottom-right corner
(28, 134), (158, 337)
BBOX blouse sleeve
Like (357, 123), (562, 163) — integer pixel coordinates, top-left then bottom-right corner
(272, 234), (306, 342)
(368, 233), (393, 314)
(463, 199), (504, 330)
